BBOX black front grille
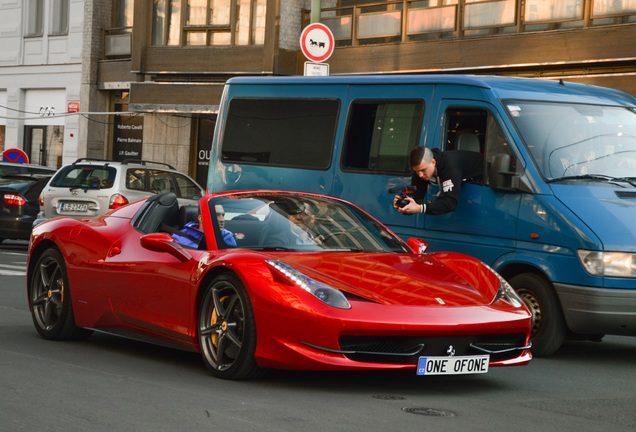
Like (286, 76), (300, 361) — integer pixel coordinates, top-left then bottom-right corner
(339, 334), (527, 364)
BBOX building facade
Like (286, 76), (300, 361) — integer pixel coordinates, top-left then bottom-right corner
(2, 0), (635, 184)
(0, 0), (83, 168)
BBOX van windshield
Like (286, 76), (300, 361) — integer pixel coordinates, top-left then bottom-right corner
(505, 101), (636, 180)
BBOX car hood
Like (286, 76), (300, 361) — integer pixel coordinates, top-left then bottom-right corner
(551, 183), (636, 251)
(277, 253), (494, 306)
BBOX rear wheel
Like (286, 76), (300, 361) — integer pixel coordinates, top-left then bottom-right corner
(510, 273), (566, 357)
(198, 273), (261, 380)
(29, 248), (92, 340)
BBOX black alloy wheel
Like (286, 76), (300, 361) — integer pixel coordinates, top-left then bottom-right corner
(29, 248), (92, 340)
(198, 273), (260, 380)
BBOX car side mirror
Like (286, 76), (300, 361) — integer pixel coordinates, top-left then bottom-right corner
(140, 232), (192, 262)
(489, 153), (518, 191)
(407, 237), (428, 254)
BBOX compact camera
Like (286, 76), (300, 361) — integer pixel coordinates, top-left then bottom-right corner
(389, 186), (417, 208)
(396, 195), (410, 208)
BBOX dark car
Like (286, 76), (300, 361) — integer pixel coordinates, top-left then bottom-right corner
(0, 161), (57, 176)
(0, 175), (51, 243)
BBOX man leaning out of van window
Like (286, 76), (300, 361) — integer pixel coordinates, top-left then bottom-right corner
(394, 147), (483, 215)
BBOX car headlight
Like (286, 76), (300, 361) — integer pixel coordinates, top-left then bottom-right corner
(266, 260), (351, 309)
(578, 250), (636, 277)
(482, 262), (524, 308)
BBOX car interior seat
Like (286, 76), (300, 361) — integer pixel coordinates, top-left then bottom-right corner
(455, 131), (481, 152)
(134, 192), (179, 234)
(258, 212), (296, 247)
(151, 179), (167, 194)
(177, 205), (199, 228)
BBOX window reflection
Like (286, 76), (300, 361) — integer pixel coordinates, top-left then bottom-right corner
(152, 0), (265, 46)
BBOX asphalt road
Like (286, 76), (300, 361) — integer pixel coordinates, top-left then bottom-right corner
(1, 240), (635, 432)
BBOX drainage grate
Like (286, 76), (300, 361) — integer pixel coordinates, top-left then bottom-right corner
(372, 395), (406, 401)
(402, 407), (457, 417)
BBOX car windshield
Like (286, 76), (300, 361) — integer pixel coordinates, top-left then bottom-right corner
(210, 193), (410, 253)
(506, 101), (636, 181)
(50, 165), (117, 189)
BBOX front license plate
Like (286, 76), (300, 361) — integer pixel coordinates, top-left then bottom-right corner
(60, 202), (89, 213)
(416, 355), (489, 376)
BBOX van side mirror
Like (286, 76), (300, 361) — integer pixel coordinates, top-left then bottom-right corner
(489, 153), (518, 191)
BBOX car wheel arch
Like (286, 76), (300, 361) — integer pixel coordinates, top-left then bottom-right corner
(497, 263), (568, 357)
(27, 240), (61, 294)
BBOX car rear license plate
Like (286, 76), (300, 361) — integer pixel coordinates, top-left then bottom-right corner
(416, 355), (489, 375)
(60, 202), (89, 213)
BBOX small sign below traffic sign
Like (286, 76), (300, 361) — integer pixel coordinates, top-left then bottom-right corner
(304, 62), (329, 77)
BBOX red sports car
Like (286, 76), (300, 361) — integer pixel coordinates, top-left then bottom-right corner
(27, 190), (532, 380)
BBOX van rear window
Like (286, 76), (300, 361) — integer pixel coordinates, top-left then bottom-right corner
(221, 98), (339, 169)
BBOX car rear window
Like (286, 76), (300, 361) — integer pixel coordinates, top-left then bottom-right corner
(0, 178), (34, 193)
(50, 165), (117, 189)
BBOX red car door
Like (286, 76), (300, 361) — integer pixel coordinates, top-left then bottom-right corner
(103, 231), (203, 346)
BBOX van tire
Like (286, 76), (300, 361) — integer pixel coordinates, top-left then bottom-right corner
(510, 273), (566, 357)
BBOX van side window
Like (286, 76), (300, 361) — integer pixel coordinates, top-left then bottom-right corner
(221, 98), (339, 170)
(443, 108), (516, 185)
(444, 108), (487, 152)
(343, 101), (424, 173)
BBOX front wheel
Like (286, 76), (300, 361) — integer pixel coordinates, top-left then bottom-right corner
(510, 273), (566, 357)
(29, 248), (92, 340)
(198, 273), (261, 380)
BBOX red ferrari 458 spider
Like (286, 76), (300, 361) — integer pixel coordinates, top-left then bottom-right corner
(27, 190), (532, 380)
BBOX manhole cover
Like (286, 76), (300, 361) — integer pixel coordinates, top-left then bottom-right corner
(372, 395), (406, 401)
(402, 407), (456, 417)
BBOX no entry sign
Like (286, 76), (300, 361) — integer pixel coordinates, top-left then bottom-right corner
(300, 23), (335, 63)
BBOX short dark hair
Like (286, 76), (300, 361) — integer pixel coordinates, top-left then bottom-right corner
(409, 146), (433, 167)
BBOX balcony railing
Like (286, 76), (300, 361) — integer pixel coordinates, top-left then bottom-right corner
(305, 0), (636, 47)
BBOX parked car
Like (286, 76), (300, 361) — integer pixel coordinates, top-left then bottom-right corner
(0, 174), (52, 243)
(27, 190), (532, 380)
(38, 158), (204, 221)
(0, 161), (57, 176)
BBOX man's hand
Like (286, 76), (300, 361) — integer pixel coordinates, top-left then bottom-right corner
(393, 196), (421, 214)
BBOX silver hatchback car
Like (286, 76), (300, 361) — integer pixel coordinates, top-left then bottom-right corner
(38, 159), (204, 221)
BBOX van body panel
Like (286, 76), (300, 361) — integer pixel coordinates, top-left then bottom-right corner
(334, 83), (434, 230)
(208, 74), (636, 355)
(417, 183), (520, 266)
(550, 183), (636, 252)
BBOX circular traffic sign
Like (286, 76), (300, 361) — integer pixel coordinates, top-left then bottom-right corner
(300, 23), (335, 63)
(2, 148), (29, 164)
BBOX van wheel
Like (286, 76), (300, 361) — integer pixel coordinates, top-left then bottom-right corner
(510, 273), (566, 357)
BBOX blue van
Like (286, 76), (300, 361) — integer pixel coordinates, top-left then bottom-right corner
(207, 74), (636, 356)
